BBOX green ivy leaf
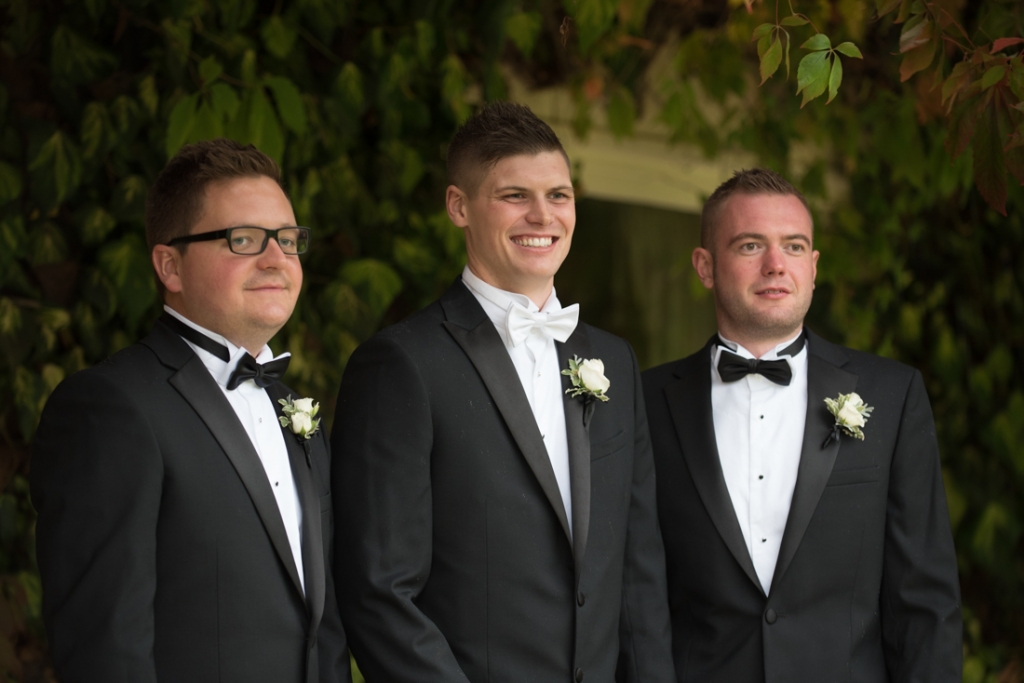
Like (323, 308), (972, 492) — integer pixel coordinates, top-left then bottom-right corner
(199, 55), (223, 85)
(981, 65), (1007, 90)
(827, 54), (844, 103)
(760, 36), (783, 84)
(96, 233), (157, 330)
(50, 26), (116, 84)
(29, 222), (68, 266)
(414, 20), (435, 63)
(574, 0), (616, 53)
(801, 33), (832, 52)
(80, 102), (111, 159)
(264, 76), (307, 135)
(29, 131), (83, 207)
(210, 83), (241, 121)
(139, 74), (159, 117)
(340, 259), (402, 319)
(166, 93), (199, 159)
(505, 12), (542, 57)
(78, 206), (117, 245)
(334, 62), (365, 113)
(752, 23), (774, 41)
(246, 88), (285, 163)
(0, 161), (23, 206)
(393, 236), (437, 276)
(797, 51), (831, 106)
(835, 42), (863, 59)
(261, 15), (297, 59)
(161, 18), (192, 66)
(111, 175), (148, 222)
(781, 15), (809, 26)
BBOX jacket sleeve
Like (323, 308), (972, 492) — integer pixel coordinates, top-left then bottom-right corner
(616, 342), (677, 683)
(331, 334), (472, 683)
(30, 370), (162, 683)
(881, 369), (962, 682)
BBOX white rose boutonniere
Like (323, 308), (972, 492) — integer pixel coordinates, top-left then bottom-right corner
(562, 356), (610, 402)
(278, 395), (322, 440)
(823, 392), (873, 447)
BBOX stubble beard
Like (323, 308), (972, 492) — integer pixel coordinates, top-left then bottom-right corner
(713, 286), (809, 344)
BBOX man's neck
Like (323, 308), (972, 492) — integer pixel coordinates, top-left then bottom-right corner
(163, 302), (271, 358)
(464, 265), (554, 309)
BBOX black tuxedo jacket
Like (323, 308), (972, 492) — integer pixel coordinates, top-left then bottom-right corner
(31, 319), (350, 683)
(331, 280), (674, 683)
(642, 330), (961, 683)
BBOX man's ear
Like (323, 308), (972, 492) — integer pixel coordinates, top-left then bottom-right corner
(152, 245), (184, 293)
(692, 247), (715, 290)
(446, 185), (470, 228)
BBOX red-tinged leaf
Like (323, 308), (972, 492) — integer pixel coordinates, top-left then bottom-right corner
(899, 13), (932, 54)
(826, 54), (843, 103)
(760, 37), (784, 84)
(982, 65), (1007, 90)
(797, 51), (831, 106)
(972, 101), (1008, 215)
(943, 61), (975, 106)
(752, 23), (773, 41)
(781, 16), (808, 27)
(801, 34), (831, 51)
(946, 93), (987, 158)
(992, 38), (1024, 53)
(900, 42), (936, 82)
(835, 42), (863, 59)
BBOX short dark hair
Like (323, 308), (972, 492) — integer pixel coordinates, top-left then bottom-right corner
(145, 138), (284, 252)
(700, 168), (811, 249)
(446, 102), (569, 194)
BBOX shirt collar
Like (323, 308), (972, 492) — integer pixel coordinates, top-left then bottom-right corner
(163, 305), (285, 390)
(461, 266), (563, 347)
(712, 329), (807, 383)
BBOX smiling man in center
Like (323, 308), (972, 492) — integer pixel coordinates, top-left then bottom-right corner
(332, 102), (675, 683)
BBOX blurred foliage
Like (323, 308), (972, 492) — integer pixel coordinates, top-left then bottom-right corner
(0, 0), (1021, 681)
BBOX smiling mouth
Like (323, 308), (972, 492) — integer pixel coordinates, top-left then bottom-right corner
(512, 236), (555, 248)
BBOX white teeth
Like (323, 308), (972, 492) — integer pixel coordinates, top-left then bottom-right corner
(513, 236), (553, 247)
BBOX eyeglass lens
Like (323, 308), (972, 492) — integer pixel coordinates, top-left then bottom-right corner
(228, 227), (309, 255)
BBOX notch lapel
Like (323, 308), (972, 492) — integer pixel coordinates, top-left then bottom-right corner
(441, 282), (573, 546)
(267, 385), (326, 633)
(770, 336), (857, 590)
(557, 325), (593, 575)
(166, 355), (305, 598)
(664, 342), (763, 595)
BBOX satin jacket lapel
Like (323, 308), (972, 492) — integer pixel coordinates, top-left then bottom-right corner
(441, 282), (573, 545)
(556, 325), (592, 575)
(267, 384), (325, 632)
(771, 334), (857, 590)
(143, 321), (305, 598)
(665, 340), (763, 595)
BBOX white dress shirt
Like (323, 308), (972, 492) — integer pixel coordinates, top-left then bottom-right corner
(461, 267), (575, 536)
(711, 331), (808, 595)
(165, 305), (306, 593)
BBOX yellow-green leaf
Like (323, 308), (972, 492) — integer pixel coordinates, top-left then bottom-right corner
(781, 15), (808, 26)
(797, 51), (831, 106)
(760, 36), (784, 84)
(751, 23), (773, 41)
(981, 65), (1007, 90)
(827, 54), (843, 103)
(198, 55), (223, 85)
(505, 11), (542, 57)
(801, 33), (831, 52)
(261, 15), (297, 59)
(835, 42), (863, 59)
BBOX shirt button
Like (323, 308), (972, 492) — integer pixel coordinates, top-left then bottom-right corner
(761, 538), (767, 543)
(758, 475), (764, 480)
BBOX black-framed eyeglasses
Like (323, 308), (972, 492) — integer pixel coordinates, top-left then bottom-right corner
(166, 226), (311, 255)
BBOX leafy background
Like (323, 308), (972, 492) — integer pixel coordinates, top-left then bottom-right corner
(0, 0), (1021, 681)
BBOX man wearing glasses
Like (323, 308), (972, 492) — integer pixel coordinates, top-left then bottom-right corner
(31, 138), (351, 683)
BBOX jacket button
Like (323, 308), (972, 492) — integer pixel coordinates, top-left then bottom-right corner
(577, 591), (586, 606)
(765, 609), (777, 624)
(575, 667), (584, 682)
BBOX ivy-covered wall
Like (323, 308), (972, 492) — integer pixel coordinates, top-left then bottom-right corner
(0, 1), (1021, 681)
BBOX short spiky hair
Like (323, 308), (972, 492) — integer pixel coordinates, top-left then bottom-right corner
(700, 168), (811, 250)
(145, 138), (284, 252)
(446, 102), (569, 194)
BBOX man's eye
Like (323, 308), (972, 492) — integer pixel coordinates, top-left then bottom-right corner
(279, 237), (295, 248)
(231, 236), (253, 246)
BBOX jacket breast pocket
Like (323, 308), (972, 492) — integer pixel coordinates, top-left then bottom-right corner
(591, 429), (629, 462)
(826, 466), (881, 487)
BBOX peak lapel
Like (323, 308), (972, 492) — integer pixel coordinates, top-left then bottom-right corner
(557, 326), (593, 576)
(268, 385), (326, 632)
(157, 337), (305, 600)
(771, 337), (857, 590)
(441, 282), (573, 546)
(664, 343), (763, 595)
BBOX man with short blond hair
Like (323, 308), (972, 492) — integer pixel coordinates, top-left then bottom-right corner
(643, 168), (961, 682)
(32, 138), (350, 683)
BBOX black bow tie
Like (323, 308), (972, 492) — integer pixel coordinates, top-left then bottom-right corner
(160, 313), (289, 390)
(715, 333), (806, 386)
(226, 354), (290, 390)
